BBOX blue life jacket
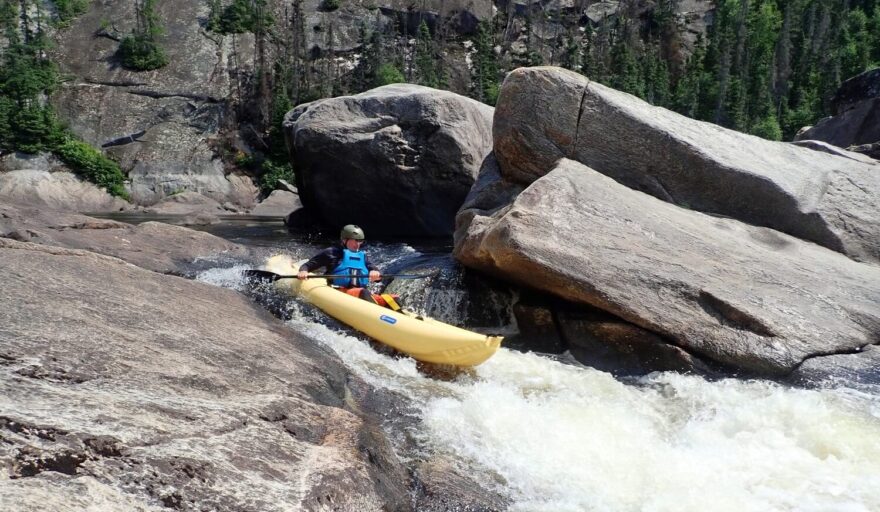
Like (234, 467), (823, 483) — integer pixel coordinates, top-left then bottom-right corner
(331, 249), (370, 287)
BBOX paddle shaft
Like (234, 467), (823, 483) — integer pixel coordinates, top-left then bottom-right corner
(245, 269), (434, 281)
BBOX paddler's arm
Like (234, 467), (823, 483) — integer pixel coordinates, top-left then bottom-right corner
(364, 253), (381, 282)
(297, 247), (340, 280)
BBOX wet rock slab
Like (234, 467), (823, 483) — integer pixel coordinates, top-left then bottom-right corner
(0, 202), (250, 274)
(0, 239), (412, 510)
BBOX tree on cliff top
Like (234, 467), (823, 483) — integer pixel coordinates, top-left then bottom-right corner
(118, 0), (168, 71)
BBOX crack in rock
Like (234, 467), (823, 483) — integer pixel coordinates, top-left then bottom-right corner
(128, 90), (221, 103)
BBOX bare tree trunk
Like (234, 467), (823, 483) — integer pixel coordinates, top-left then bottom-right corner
(255, 0), (270, 128)
(19, 0), (30, 44)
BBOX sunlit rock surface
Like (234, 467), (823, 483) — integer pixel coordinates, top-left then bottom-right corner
(493, 66), (880, 264)
(285, 84), (493, 237)
(455, 159), (880, 376)
(250, 190), (302, 217)
(0, 170), (129, 213)
(0, 239), (414, 510)
(0, 202), (249, 274)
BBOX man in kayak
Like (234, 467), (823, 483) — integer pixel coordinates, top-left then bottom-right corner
(297, 224), (399, 308)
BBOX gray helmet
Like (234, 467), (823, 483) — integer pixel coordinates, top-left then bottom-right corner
(340, 224), (365, 240)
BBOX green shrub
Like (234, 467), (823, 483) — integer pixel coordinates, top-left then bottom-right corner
(118, 34), (168, 71)
(750, 114), (783, 141)
(234, 151), (256, 169)
(55, 138), (129, 198)
(259, 159), (294, 194)
(209, 0), (274, 34)
(320, 0), (341, 12)
(1, 104), (65, 154)
(374, 63), (404, 86)
(54, 0), (90, 26)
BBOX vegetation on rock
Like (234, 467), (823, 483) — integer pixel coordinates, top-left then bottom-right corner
(320, 0), (340, 12)
(55, 138), (129, 198)
(118, 0), (168, 71)
(0, 0), (128, 198)
(54, 0), (90, 26)
(207, 0), (273, 34)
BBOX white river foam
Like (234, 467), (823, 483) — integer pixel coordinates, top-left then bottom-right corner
(201, 265), (880, 512)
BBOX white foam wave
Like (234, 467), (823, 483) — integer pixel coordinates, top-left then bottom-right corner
(418, 351), (880, 511)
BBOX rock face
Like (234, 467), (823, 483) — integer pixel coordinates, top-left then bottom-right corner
(455, 159), (880, 376)
(493, 66), (880, 264)
(250, 190), (303, 216)
(831, 67), (880, 115)
(790, 346), (880, 386)
(796, 68), (880, 159)
(0, 202), (249, 274)
(0, 152), (68, 173)
(0, 239), (411, 511)
(50, 0), (258, 207)
(285, 84), (494, 236)
(0, 170), (129, 212)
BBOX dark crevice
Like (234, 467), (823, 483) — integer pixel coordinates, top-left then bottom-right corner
(61, 221), (124, 231)
(697, 290), (777, 337)
(85, 79), (148, 87)
(102, 130), (147, 148)
(572, 81), (590, 156)
(549, 300), (725, 377)
(12, 449), (88, 478)
(788, 342), (880, 374)
(2, 417), (129, 478)
(1, 416), (67, 441)
(648, 174), (678, 204)
(128, 90), (221, 103)
(15, 365), (92, 384)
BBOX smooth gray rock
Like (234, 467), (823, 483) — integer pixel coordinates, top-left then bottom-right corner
(831, 67), (880, 115)
(143, 191), (227, 215)
(0, 170), (130, 212)
(0, 202), (249, 274)
(493, 67), (880, 264)
(789, 345), (880, 387)
(250, 190), (303, 217)
(790, 140), (880, 165)
(454, 153), (524, 246)
(849, 141), (880, 159)
(796, 98), (880, 150)
(455, 159), (880, 376)
(0, 239), (411, 511)
(286, 84), (493, 236)
(0, 152), (68, 173)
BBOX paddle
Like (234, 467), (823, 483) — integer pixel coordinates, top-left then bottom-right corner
(244, 269), (436, 282)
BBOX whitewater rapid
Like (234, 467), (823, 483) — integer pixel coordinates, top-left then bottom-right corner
(198, 264), (880, 512)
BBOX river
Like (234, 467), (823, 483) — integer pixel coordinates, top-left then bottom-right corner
(170, 216), (880, 511)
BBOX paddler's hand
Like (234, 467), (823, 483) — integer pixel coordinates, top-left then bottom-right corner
(297, 270), (309, 280)
(369, 270), (381, 282)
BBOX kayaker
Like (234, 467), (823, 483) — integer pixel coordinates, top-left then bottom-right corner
(297, 224), (386, 305)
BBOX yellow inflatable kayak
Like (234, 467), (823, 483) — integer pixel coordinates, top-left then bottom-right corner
(264, 255), (503, 367)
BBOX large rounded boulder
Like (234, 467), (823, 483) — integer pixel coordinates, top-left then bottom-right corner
(493, 66), (880, 264)
(285, 84), (493, 237)
(796, 68), (880, 159)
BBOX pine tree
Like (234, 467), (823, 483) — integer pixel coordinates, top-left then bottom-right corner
(414, 20), (440, 88)
(609, 31), (645, 99)
(472, 20), (499, 105)
(118, 0), (168, 71)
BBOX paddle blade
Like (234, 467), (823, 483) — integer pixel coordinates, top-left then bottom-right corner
(243, 269), (290, 282)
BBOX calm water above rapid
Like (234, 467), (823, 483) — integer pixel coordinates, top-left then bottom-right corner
(117, 215), (880, 511)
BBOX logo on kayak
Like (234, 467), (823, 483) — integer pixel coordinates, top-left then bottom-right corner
(380, 315), (397, 325)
